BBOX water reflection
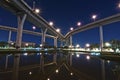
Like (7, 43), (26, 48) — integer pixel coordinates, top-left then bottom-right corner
(0, 52), (119, 80)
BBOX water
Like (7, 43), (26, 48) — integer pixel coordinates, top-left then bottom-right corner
(0, 52), (119, 80)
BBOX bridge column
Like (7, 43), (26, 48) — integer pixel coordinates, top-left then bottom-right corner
(40, 28), (47, 73)
(13, 14), (27, 80)
(65, 38), (70, 47)
(70, 35), (72, 47)
(53, 37), (58, 64)
(8, 30), (12, 44)
(41, 28), (47, 47)
(99, 26), (104, 51)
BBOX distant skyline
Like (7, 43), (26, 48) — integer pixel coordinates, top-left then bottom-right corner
(0, 0), (120, 47)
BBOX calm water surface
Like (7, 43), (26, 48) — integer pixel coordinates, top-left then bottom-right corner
(0, 52), (119, 80)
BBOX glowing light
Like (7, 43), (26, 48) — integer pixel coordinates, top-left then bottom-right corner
(85, 43), (90, 47)
(86, 55), (90, 60)
(40, 44), (42, 47)
(32, 26), (36, 30)
(107, 60), (110, 63)
(11, 42), (14, 45)
(23, 53), (28, 56)
(49, 21), (53, 26)
(25, 43), (28, 46)
(55, 69), (59, 73)
(76, 54), (80, 58)
(40, 53), (42, 55)
(77, 22), (81, 26)
(47, 78), (50, 80)
(70, 27), (74, 31)
(35, 8), (40, 13)
(70, 73), (73, 75)
(76, 44), (80, 48)
(92, 15), (97, 20)
(56, 28), (60, 32)
(29, 72), (32, 75)
(118, 3), (120, 8)
(105, 42), (111, 47)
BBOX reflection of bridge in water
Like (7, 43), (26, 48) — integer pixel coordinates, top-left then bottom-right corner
(0, 0), (120, 80)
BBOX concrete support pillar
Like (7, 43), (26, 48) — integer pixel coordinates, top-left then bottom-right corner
(13, 14), (27, 80)
(101, 60), (105, 80)
(65, 38), (70, 47)
(8, 30), (12, 44)
(41, 28), (47, 48)
(53, 37), (57, 64)
(54, 37), (57, 48)
(70, 36), (72, 46)
(99, 26), (104, 51)
(40, 28), (47, 73)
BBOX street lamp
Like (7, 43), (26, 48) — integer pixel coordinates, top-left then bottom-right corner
(49, 21), (53, 26)
(118, 3), (120, 8)
(25, 43), (29, 47)
(35, 8), (40, 13)
(77, 22), (81, 26)
(40, 44), (42, 47)
(70, 27), (74, 31)
(56, 28), (60, 32)
(76, 44), (80, 48)
(32, 26), (36, 30)
(105, 42), (111, 47)
(85, 43), (90, 47)
(92, 14), (97, 21)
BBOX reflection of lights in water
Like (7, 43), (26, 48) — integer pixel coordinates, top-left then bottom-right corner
(29, 72), (32, 75)
(47, 78), (50, 80)
(23, 53), (28, 56)
(55, 69), (59, 73)
(76, 54), (80, 58)
(37, 53), (40, 55)
(70, 72), (73, 75)
(107, 60), (110, 63)
(86, 55), (90, 60)
(91, 53), (100, 56)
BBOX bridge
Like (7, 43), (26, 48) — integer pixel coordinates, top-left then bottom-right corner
(0, 0), (120, 80)
(65, 13), (120, 51)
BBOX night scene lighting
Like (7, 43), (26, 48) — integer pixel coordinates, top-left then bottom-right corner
(0, 0), (120, 80)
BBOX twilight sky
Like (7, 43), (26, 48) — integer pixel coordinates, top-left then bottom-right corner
(0, 0), (120, 47)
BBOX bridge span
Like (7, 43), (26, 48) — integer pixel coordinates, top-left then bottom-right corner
(0, 25), (56, 38)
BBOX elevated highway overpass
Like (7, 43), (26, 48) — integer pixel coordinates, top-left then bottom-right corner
(0, 0), (64, 40)
(65, 13), (120, 39)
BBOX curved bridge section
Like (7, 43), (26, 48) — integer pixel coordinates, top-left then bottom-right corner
(65, 13), (120, 39)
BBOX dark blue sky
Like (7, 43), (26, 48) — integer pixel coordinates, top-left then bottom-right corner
(0, 0), (120, 47)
